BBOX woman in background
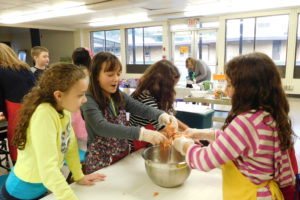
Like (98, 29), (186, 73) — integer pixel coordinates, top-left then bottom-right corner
(186, 57), (211, 83)
(0, 43), (35, 163)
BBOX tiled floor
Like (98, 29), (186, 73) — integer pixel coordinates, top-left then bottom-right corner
(0, 97), (299, 176)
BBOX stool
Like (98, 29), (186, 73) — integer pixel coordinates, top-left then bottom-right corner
(65, 149), (86, 183)
(0, 126), (11, 171)
(296, 173), (300, 200)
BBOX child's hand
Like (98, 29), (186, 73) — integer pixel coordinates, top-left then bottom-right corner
(158, 113), (178, 130)
(139, 127), (168, 145)
(173, 136), (194, 155)
(185, 128), (216, 142)
(77, 173), (106, 185)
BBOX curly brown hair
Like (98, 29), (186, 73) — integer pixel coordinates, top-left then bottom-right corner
(223, 52), (294, 150)
(132, 59), (180, 113)
(89, 52), (124, 110)
(12, 63), (86, 150)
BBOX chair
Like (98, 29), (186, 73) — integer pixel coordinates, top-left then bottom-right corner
(0, 122), (11, 171)
(296, 173), (300, 200)
(65, 149), (86, 183)
(0, 174), (8, 189)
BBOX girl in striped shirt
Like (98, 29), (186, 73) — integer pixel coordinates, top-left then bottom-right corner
(173, 52), (296, 200)
(129, 60), (189, 152)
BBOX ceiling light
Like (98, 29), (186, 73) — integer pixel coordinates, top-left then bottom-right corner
(184, 0), (300, 17)
(0, 1), (93, 24)
(89, 13), (151, 27)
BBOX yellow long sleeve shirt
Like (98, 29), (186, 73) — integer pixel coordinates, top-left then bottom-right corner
(14, 103), (84, 200)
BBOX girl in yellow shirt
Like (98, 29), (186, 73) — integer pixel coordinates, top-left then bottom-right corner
(1, 63), (106, 200)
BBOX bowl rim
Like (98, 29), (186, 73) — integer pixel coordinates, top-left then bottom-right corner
(142, 145), (188, 166)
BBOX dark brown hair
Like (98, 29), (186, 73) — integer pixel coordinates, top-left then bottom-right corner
(12, 63), (86, 150)
(132, 59), (180, 113)
(72, 47), (91, 70)
(89, 52), (123, 110)
(223, 52), (294, 150)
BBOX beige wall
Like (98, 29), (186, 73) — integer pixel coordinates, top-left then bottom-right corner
(40, 29), (75, 64)
(0, 27), (76, 66)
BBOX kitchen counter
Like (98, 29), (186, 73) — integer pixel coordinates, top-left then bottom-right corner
(42, 149), (222, 200)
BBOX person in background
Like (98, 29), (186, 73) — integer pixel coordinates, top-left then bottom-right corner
(129, 59), (189, 152)
(31, 46), (49, 80)
(71, 47), (92, 141)
(1, 63), (106, 200)
(186, 57), (211, 83)
(174, 52), (295, 200)
(81, 52), (173, 174)
(0, 43), (35, 164)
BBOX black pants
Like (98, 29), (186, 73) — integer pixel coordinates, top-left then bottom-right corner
(0, 181), (46, 200)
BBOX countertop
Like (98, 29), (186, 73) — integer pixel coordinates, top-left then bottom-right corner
(42, 149), (222, 200)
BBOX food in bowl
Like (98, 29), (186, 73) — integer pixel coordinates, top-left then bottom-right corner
(142, 145), (191, 188)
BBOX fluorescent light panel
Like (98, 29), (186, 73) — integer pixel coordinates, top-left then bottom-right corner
(184, 0), (300, 17)
(0, 1), (93, 24)
(89, 13), (151, 27)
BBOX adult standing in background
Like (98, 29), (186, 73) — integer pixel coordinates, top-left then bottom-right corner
(0, 43), (35, 163)
(186, 57), (211, 83)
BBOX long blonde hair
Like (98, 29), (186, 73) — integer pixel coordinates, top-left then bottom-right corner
(0, 43), (30, 71)
(12, 62), (86, 150)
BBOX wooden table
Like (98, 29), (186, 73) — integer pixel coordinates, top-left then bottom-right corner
(183, 96), (231, 122)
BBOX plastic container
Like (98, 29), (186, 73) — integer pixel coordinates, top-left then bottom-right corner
(175, 103), (214, 128)
(213, 74), (227, 99)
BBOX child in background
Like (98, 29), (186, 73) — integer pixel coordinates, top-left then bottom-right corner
(71, 47), (92, 141)
(174, 52), (295, 200)
(1, 63), (106, 200)
(0, 43), (35, 164)
(129, 59), (189, 152)
(81, 52), (173, 174)
(31, 46), (49, 80)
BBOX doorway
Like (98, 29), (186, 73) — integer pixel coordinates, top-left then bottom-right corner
(172, 29), (217, 84)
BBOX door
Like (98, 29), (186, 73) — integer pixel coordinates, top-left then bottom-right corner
(172, 29), (217, 84)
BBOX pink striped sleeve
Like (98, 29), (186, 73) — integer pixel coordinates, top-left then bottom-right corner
(186, 115), (251, 171)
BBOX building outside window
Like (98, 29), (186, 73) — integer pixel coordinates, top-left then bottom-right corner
(90, 30), (121, 60)
(226, 15), (289, 77)
(126, 26), (163, 65)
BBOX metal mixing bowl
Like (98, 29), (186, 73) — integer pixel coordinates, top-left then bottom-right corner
(142, 145), (191, 188)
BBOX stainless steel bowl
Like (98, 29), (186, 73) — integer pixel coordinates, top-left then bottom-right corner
(142, 145), (191, 188)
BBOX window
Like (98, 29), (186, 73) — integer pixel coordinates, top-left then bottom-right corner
(90, 30), (121, 59)
(126, 26), (163, 65)
(294, 14), (300, 79)
(225, 15), (289, 77)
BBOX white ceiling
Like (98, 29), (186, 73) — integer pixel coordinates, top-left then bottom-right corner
(0, 0), (300, 30)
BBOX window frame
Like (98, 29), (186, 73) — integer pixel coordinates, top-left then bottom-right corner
(225, 14), (289, 78)
(90, 29), (121, 58)
(125, 25), (163, 74)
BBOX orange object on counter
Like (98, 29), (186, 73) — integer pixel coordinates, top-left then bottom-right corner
(213, 74), (226, 80)
(153, 192), (159, 197)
